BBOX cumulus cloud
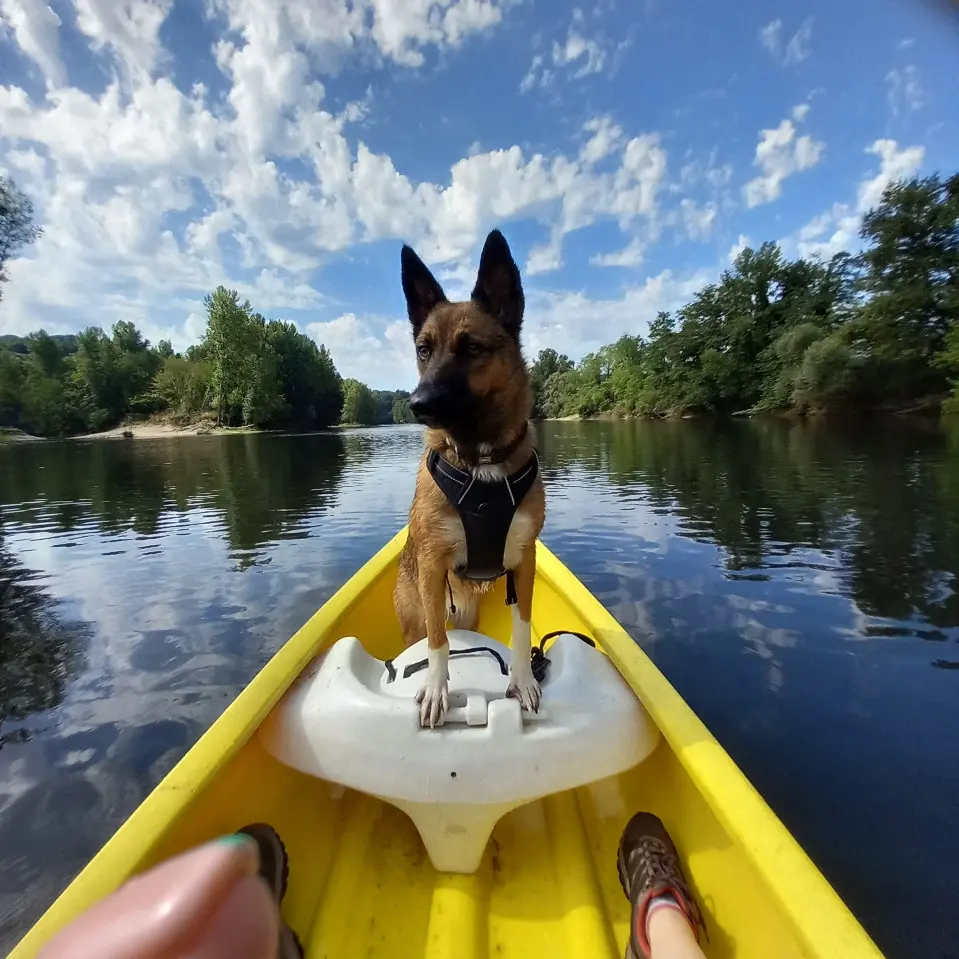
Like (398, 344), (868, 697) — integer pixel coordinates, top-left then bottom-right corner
(590, 237), (646, 268)
(759, 17), (813, 65)
(743, 111), (824, 208)
(795, 138), (925, 259)
(74, 0), (175, 79)
(0, 0), (713, 379)
(522, 268), (713, 360)
(0, 0), (66, 87)
(307, 313), (414, 389)
(886, 65), (923, 117)
(526, 232), (565, 275)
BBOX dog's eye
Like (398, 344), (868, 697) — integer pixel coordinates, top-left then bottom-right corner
(460, 338), (483, 357)
(416, 343), (432, 361)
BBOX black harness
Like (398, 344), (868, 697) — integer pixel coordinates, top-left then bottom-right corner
(426, 442), (539, 605)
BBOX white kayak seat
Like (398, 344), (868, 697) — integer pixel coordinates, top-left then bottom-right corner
(259, 629), (660, 873)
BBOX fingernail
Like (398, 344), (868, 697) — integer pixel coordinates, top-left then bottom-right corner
(218, 833), (258, 850)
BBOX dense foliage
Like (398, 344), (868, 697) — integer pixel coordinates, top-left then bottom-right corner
(531, 173), (959, 418)
(0, 176), (41, 304)
(0, 286), (351, 436)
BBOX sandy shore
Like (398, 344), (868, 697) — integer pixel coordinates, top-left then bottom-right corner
(72, 422), (248, 440)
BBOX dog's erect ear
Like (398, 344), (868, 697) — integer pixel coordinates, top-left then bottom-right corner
(401, 244), (447, 334)
(471, 229), (524, 337)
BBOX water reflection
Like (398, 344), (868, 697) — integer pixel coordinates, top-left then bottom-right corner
(0, 427), (420, 948)
(540, 417), (959, 632)
(0, 534), (89, 736)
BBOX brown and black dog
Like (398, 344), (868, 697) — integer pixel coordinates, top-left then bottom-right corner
(393, 229), (546, 728)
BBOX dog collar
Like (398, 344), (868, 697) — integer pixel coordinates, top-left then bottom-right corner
(444, 421), (530, 468)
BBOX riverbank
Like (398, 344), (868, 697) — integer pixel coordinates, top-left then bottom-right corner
(0, 428), (42, 443)
(543, 395), (948, 422)
(71, 422), (262, 441)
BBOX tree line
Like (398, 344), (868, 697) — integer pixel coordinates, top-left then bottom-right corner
(4, 172), (957, 433)
(529, 172), (959, 419)
(0, 308), (412, 437)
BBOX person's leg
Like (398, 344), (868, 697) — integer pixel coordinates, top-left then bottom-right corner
(646, 902), (707, 959)
(617, 811), (707, 959)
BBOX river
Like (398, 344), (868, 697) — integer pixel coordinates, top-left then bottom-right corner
(1, 419), (957, 957)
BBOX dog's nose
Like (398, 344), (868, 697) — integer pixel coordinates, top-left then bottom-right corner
(409, 384), (442, 422)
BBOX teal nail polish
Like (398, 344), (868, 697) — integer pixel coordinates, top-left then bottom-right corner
(217, 833), (255, 848)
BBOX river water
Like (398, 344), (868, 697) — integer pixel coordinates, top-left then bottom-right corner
(1, 419), (957, 956)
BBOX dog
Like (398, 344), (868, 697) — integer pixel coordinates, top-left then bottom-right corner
(393, 229), (546, 728)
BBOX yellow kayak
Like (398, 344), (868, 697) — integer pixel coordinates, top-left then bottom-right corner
(12, 529), (883, 959)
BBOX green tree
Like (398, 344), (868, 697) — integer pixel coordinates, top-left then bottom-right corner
(392, 395), (415, 423)
(341, 378), (376, 425)
(0, 177), (42, 303)
(530, 348), (574, 417)
(148, 356), (213, 420)
(264, 321), (343, 427)
(202, 287), (258, 426)
(854, 173), (959, 399)
(0, 348), (24, 427)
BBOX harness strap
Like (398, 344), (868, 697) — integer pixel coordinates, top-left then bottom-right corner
(505, 570), (518, 606)
(427, 446), (539, 594)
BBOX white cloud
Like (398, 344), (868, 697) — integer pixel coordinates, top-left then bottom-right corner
(678, 154), (733, 203)
(0, 0), (65, 87)
(759, 19), (782, 56)
(365, 0), (506, 67)
(522, 268), (713, 360)
(307, 313), (414, 390)
(0, 0), (716, 381)
(784, 19), (813, 64)
(520, 17), (608, 91)
(857, 138), (925, 211)
(519, 54), (549, 92)
(886, 65), (923, 117)
(526, 232), (564, 275)
(74, 0), (174, 80)
(743, 112), (824, 208)
(759, 17), (813, 65)
(590, 237), (645, 268)
(791, 102), (811, 122)
(795, 138), (925, 259)
(679, 198), (716, 241)
(727, 233), (751, 263)
(553, 29), (606, 78)
(580, 115), (623, 165)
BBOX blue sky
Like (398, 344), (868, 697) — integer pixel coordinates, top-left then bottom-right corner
(1, 0), (957, 389)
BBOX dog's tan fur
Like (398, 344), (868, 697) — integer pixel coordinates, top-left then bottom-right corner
(393, 231), (545, 727)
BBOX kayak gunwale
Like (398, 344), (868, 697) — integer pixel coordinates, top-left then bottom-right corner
(11, 528), (883, 958)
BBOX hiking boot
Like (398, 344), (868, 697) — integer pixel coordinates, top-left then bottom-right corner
(617, 812), (706, 959)
(237, 823), (304, 959)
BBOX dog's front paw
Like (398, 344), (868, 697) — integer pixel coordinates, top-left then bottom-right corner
(507, 661), (542, 713)
(415, 678), (449, 728)
(415, 645), (450, 728)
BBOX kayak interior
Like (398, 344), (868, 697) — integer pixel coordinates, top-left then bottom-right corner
(11, 530), (881, 959)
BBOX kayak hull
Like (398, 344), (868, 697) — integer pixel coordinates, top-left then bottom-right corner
(11, 529), (884, 959)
